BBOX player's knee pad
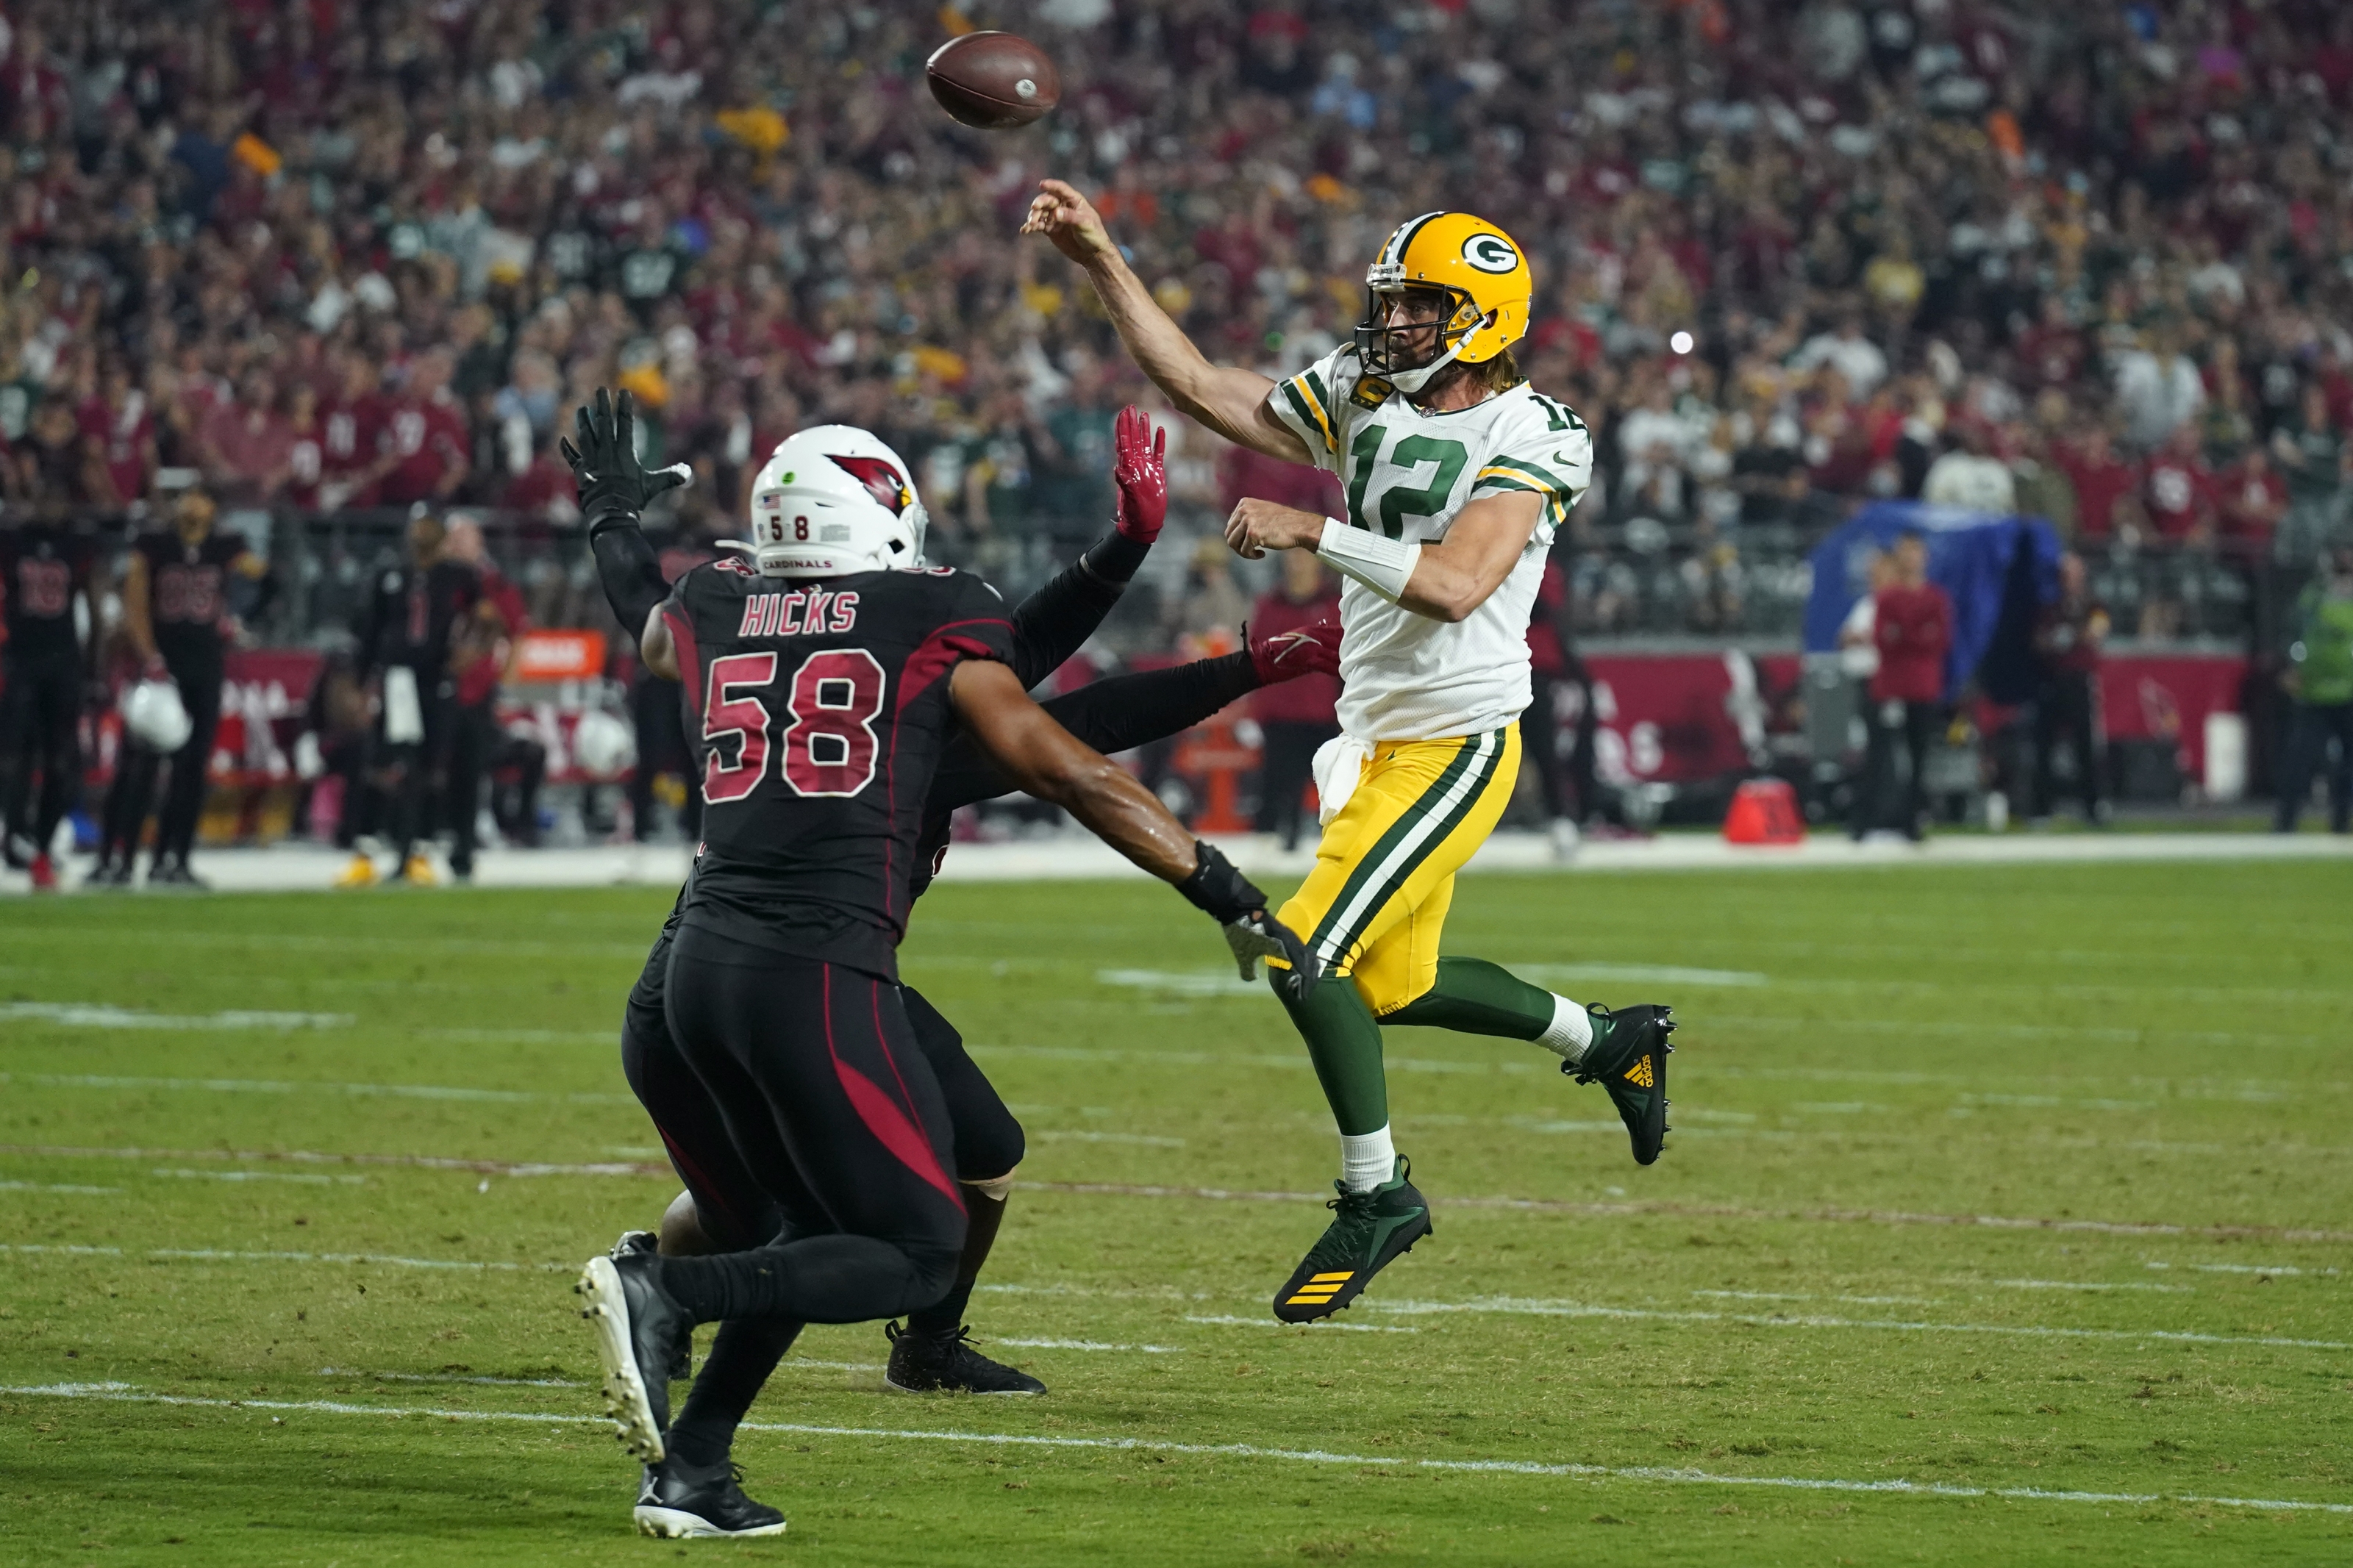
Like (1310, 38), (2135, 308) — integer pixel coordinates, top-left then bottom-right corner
(963, 1167), (1018, 1204)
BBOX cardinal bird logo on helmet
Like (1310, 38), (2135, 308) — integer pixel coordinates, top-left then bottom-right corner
(829, 455), (913, 515)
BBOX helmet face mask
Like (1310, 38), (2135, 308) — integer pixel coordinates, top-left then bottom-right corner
(1354, 284), (1485, 382)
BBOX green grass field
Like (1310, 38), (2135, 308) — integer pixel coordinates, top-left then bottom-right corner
(3, 860), (2351, 1566)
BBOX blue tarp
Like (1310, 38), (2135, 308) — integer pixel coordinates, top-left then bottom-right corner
(1802, 502), (2064, 704)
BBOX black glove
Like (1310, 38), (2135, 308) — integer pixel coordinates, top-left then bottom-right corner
(561, 387), (690, 529)
(1174, 840), (1318, 998)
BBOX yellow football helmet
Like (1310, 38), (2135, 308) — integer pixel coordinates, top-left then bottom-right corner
(1354, 212), (1532, 394)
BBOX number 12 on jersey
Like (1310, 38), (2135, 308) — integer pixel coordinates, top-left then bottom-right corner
(701, 648), (887, 802)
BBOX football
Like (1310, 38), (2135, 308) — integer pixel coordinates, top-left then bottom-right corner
(925, 31), (1060, 129)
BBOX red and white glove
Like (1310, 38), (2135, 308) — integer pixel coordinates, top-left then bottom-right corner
(1247, 618), (1342, 684)
(1110, 404), (1167, 545)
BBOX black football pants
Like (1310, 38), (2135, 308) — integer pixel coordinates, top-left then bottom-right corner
(651, 931), (969, 1328)
(0, 651), (79, 857)
(622, 935), (1024, 1248)
(101, 661), (221, 866)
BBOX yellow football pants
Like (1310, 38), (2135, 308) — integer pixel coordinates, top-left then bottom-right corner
(1273, 728), (1520, 1016)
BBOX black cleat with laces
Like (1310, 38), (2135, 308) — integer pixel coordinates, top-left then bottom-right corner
(575, 1248), (691, 1463)
(1271, 1156), (1432, 1323)
(633, 1455), (788, 1539)
(1567, 1003), (1676, 1165)
(884, 1322), (1046, 1395)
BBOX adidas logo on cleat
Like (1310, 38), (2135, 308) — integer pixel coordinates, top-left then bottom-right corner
(1285, 1270), (1354, 1306)
(1624, 1057), (1654, 1088)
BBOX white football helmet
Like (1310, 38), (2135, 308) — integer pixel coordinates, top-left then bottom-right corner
(731, 425), (929, 577)
(122, 677), (193, 753)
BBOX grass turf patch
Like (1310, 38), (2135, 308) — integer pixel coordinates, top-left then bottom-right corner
(2, 862), (2351, 1564)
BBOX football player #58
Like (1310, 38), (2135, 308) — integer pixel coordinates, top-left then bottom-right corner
(1026, 181), (1681, 1323)
(561, 387), (1324, 1538)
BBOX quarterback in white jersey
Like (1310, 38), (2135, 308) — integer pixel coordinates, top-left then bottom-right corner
(1025, 185), (1677, 1325)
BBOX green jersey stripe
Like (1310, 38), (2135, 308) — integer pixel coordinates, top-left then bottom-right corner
(1310, 732), (1506, 968)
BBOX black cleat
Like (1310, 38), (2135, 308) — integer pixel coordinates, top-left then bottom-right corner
(633, 1455), (788, 1539)
(884, 1322), (1046, 1395)
(1271, 1157), (1432, 1322)
(85, 858), (133, 890)
(146, 857), (209, 890)
(575, 1250), (690, 1463)
(609, 1231), (690, 1381)
(1567, 1003), (1676, 1165)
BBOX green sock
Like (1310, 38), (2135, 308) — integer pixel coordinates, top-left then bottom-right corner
(1382, 956), (1558, 1040)
(1274, 972), (1388, 1136)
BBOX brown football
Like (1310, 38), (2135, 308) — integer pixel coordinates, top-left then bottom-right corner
(926, 32), (1060, 129)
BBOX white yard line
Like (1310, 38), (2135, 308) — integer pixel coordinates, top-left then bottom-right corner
(317, 1367), (579, 1388)
(1365, 1295), (2349, 1351)
(1184, 1314), (1419, 1335)
(152, 1169), (367, 1186)
(1, 1072), (632, 1106)
(2148, 1261), (2339, 1278)
(0, 1180), (119, 1195)
(0, 1002), (351, 1030)
(0, 1242), (568, 1272)
(0, 1144), (665, 1179)
(7, 1381), (2349, 1515)
(1022, 1180), (2353, 1245)
(995, 1338), (1181, 1353)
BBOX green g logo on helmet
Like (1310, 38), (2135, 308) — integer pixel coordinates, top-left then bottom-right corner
(1462, 233), (1520, 273)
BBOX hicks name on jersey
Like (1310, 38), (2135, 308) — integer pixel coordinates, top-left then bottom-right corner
(737, 586), (861, 639)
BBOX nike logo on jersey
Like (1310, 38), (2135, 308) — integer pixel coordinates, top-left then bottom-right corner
(737, 588), (861, 638)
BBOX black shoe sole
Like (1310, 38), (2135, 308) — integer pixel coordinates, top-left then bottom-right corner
(576, 1256), (667, 1464)
(1271, 1200), (1433, 1324)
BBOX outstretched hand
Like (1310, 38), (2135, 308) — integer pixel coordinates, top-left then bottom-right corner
(1110, 404), (1167, 544)
(1248, 617), (1343, 684)
(1019, 179), (1118, 267)
(561, 388), (691, 518)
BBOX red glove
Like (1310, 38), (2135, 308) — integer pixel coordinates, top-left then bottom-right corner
(1247, 617), (1342, 684)
(1110, 404), (1167, 544)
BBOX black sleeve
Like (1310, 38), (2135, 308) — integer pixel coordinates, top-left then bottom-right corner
(357, 574), (391, 674)
(590, 515), (670, 650)
(1004, 526), (1145, 689)
(923, 651), (1261, 814)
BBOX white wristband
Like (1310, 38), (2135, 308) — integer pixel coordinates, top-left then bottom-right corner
(1315, 518), (1421, 603)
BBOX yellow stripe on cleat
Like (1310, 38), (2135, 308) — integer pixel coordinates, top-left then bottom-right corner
(1309, 1272), (1354, 1283)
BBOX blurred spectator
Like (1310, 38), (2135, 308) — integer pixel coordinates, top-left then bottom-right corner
(2031, 551), (2110, 828)
(196, 369), (294, 506)
(1174, 536), (1249, 642)
(1524, 550), (1594, 856)
(1249, 551), (1340, 853)
(2142, 427), (2217, 543)
(2272, 384), (2348, 556)
(2274, 545), (2353, 835)
(1922, 424), (2015, 515)
(375, 349), (472, 508)
(2110, 325), (2206, 453)
(1849, 529), (1951, 843)
(2057, 426), (2140, 545)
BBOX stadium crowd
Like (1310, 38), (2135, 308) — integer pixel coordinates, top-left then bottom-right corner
(5, 0), (2353, 876)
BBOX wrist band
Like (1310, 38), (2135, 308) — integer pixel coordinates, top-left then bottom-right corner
(1315, 518), (1421, 603)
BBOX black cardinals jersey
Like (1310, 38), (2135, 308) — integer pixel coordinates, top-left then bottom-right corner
(137, 529), (249, 675)
(0, 523), (89, 662)
(662, 559), (1014, 979)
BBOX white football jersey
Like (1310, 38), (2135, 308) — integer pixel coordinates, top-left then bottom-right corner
(1266, 346), (1593, 742)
